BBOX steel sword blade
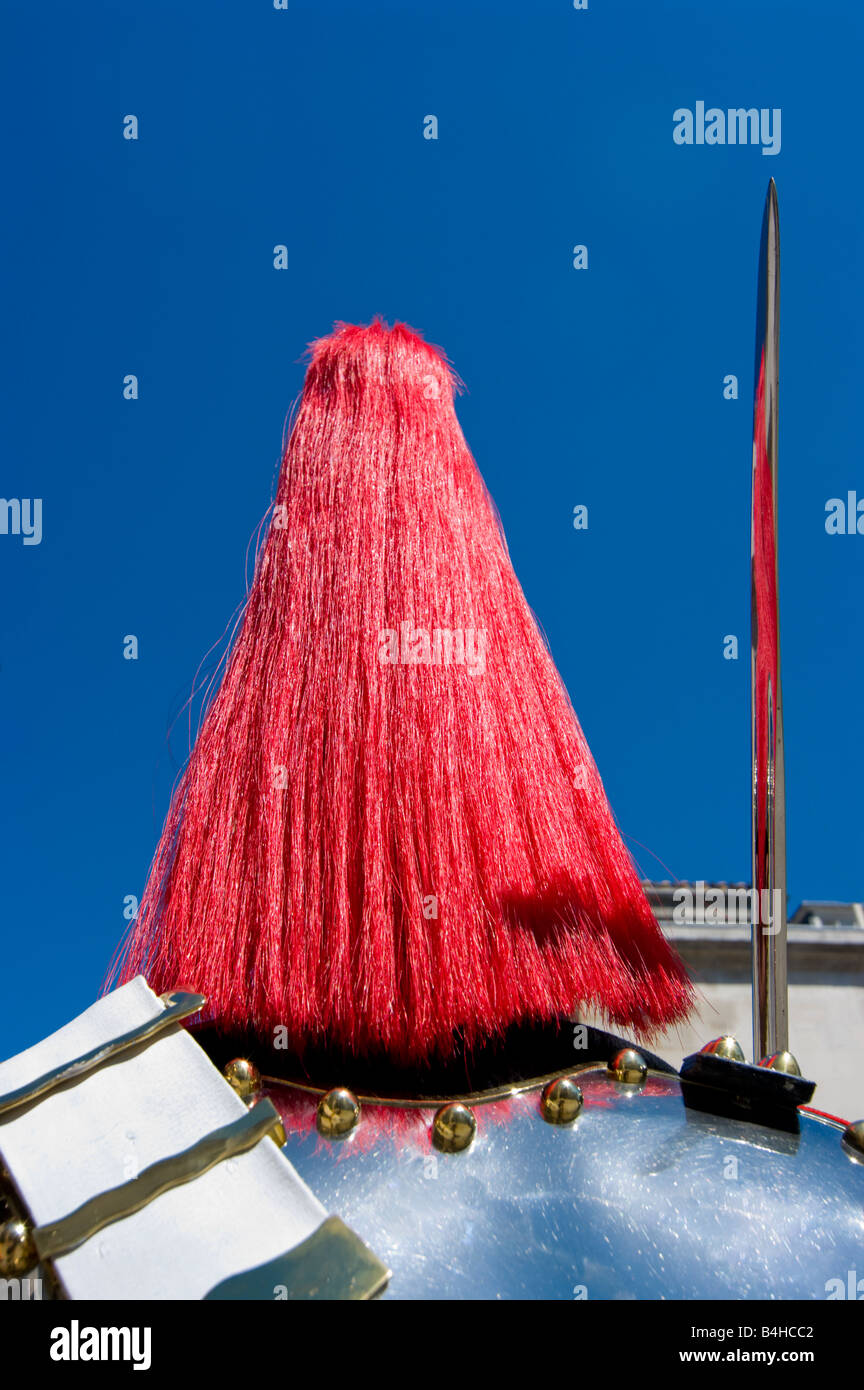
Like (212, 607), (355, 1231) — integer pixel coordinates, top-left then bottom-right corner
(750, 178), (788, 1060)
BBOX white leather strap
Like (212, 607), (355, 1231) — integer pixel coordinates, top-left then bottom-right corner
(0, 977), (326, 1300)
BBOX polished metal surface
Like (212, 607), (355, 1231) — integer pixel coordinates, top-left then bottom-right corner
(751, 178), (788, 1062)
(842, 1120), (864, 1161)
(204, 1216), (390, 1301)
(761, 1051), (801, 1077)
(540, 1077), (583, 1125)
(255, 1098), (287, 1150)
(0, 1218), (36, 1278)
(432, 1103), (477, 1153)
(607, 1048), (647, 1085)
(226, 1060), (285, 1143)
(316, 1088), (361, 1141)
(701, 1036), (746, 1063)
(224, 1058), (262, 1101)
(279, 1068), (864, 1300)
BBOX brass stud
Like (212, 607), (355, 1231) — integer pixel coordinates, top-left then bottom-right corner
(0, 1219), (36, 1278)
(842, 1121), (864, 1162)
(608, 1048), (647, 1085)
(760, 1051), (802, 1077)
(844, 1117), (864, 1162)
(540, 1076), (584, 1125)
(701, 1035), (746, 1062)
(316, 1088), (361, 1141)
(432, 1103), (477, 1154)
(224, 1058), (262, 1101)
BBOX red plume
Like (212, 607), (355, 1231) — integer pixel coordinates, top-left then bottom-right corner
(113, 320), (693, 1060)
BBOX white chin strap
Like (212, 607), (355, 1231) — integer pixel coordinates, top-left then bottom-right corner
(0, 976), (386, 1300)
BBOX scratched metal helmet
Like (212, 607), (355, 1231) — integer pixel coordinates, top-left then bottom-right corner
(4, 988), (863, 1303)
(198, 1019), (864, 1302)
(3, 182), (861, 1306)
(199, 177), (864, 1303)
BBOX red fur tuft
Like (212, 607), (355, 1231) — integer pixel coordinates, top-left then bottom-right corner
(112, 320), (693, 1060)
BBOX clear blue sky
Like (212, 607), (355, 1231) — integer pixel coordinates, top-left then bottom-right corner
(1, 0), (861, 1059)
